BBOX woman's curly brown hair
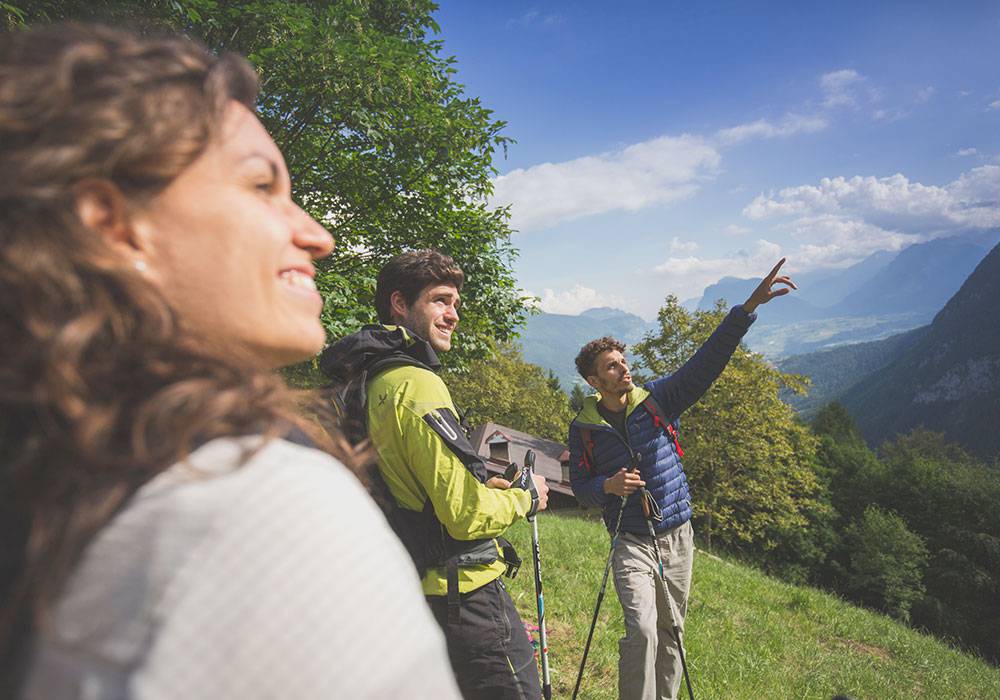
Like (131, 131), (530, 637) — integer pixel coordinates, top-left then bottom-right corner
(0, 23), (355, 680)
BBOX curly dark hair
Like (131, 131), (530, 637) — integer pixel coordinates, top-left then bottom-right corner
(374, 249), (465, 323)
(0, 23), (355, 684)
(575, 336), (627, 379)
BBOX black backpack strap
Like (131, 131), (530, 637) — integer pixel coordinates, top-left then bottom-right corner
(641, 395), (684, 457)
(446, 559), (461, 624)
(325, 370), (370, 447)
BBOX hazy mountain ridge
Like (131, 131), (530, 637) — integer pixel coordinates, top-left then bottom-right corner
(519, 233), (1000, 456)
(839, 240), (1000, 459)
(696, 231), (1000, 316)
(518, 307), (656, 391)
(696, 231), (1000, 357)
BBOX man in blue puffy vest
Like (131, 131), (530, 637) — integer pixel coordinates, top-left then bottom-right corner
(568, 259), (795, 700)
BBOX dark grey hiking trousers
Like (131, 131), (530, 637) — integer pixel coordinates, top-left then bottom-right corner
(427, 578), (542, 700)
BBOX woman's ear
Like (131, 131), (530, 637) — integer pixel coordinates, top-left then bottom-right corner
(72, 179), (141, 255)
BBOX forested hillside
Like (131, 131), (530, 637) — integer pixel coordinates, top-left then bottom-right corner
(778, 327), (927, 416)
(840, 240), (1000, 460)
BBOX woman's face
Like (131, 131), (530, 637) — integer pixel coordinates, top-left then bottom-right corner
(134, 101), (333, 368)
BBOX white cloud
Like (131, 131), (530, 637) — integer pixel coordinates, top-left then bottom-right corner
(723, 224), (751, 236)
(714, 114), (828, 146)
(490, 67), (907, 236)
(495, 109), (830, 234)
(741, 166), (1000, 267)
(491, 135), (721, 232)
(915, 86), (936, 103)
(667, 236), (699, 254)
(957, 147), (979, 157)
(745, 167), (1000, 233)
(820, 69), (865, 108)
(820, 69), (898, 121)
(988, 99), (1000, 111)
(872, 107), (907, 123)
(651, 240), (784, 298)
(533, 284), (628, 315)
(507, 9), (563, 29)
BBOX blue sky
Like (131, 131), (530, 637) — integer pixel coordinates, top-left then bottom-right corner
(434, 1), (1000, 319)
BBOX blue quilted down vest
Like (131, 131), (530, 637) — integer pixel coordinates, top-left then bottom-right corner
(568, 306), (755, 535)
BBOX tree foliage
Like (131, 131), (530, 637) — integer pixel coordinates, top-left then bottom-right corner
(813, 408), (1000, 661)
(569, 383), (588, 413)
(6, 0), (527, 373)
(632, 297), (825, 552)
(444, 342), (574, 444)
(844, 505), (928, 622)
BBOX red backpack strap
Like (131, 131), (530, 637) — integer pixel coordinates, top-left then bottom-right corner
(642, 396), (684, 458)
(580, 426), (596, 474)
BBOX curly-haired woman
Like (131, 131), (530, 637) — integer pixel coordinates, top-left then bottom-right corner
(0, 23), (459, 699)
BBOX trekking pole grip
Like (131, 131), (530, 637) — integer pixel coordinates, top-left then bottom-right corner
(524, 449), (539, 518)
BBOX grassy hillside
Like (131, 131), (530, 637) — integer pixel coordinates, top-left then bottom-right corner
(501, 510), (1000, 699)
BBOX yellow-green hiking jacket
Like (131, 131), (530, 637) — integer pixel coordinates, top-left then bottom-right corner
(320, 325), (533, 596)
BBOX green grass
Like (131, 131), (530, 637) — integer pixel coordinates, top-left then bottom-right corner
(502, 510), (1000, 700)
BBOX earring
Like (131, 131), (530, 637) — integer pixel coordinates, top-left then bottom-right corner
(134, 259), (147, 272)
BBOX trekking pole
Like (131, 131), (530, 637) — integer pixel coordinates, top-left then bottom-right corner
(571, 453), (641, 700)
(522, 450), (552, 700)
(639, 487), (695, 700)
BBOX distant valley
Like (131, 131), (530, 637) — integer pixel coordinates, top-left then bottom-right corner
(521, 230), (998, 386)
(518, 231), (1000, 459)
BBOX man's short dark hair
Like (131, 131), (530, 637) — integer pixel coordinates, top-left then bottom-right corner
(575, 336), (627, 379)
(375, 249), (465, 324)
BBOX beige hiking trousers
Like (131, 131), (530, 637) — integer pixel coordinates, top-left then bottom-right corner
(612, 520), (694, 700)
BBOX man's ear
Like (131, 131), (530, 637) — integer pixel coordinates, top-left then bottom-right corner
(585, 375), (599, 390)
(72, 179), (141, 255)
(389, 290), (409, 323)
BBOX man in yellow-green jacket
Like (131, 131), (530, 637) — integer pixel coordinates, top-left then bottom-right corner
(320, 250), (549, 700)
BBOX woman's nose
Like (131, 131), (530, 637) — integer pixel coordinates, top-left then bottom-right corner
(293, 205), (334, 258)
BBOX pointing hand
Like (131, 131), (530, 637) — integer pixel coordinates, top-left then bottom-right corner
(743, 257), (797, 313)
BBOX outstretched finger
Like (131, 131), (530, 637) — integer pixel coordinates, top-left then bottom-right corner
(769, 287), (791, 299)
(766, 257), (787, 280)
(773, 275), (798, 290)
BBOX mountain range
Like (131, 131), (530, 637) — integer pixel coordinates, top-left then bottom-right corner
(519, 306), (655, 391)
(519, 230), (1000, 392)
(695, 229), (1000, 356)
(836, 240), (1000, 460)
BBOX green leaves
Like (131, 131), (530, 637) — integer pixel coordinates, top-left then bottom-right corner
(13, 0), (524, 369)
(845, 506), (928, 622)
(443, 342), (574, 443)
(632, 296), (823, 552)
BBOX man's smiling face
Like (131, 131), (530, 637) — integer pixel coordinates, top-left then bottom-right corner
(394, 283), (460, 352)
